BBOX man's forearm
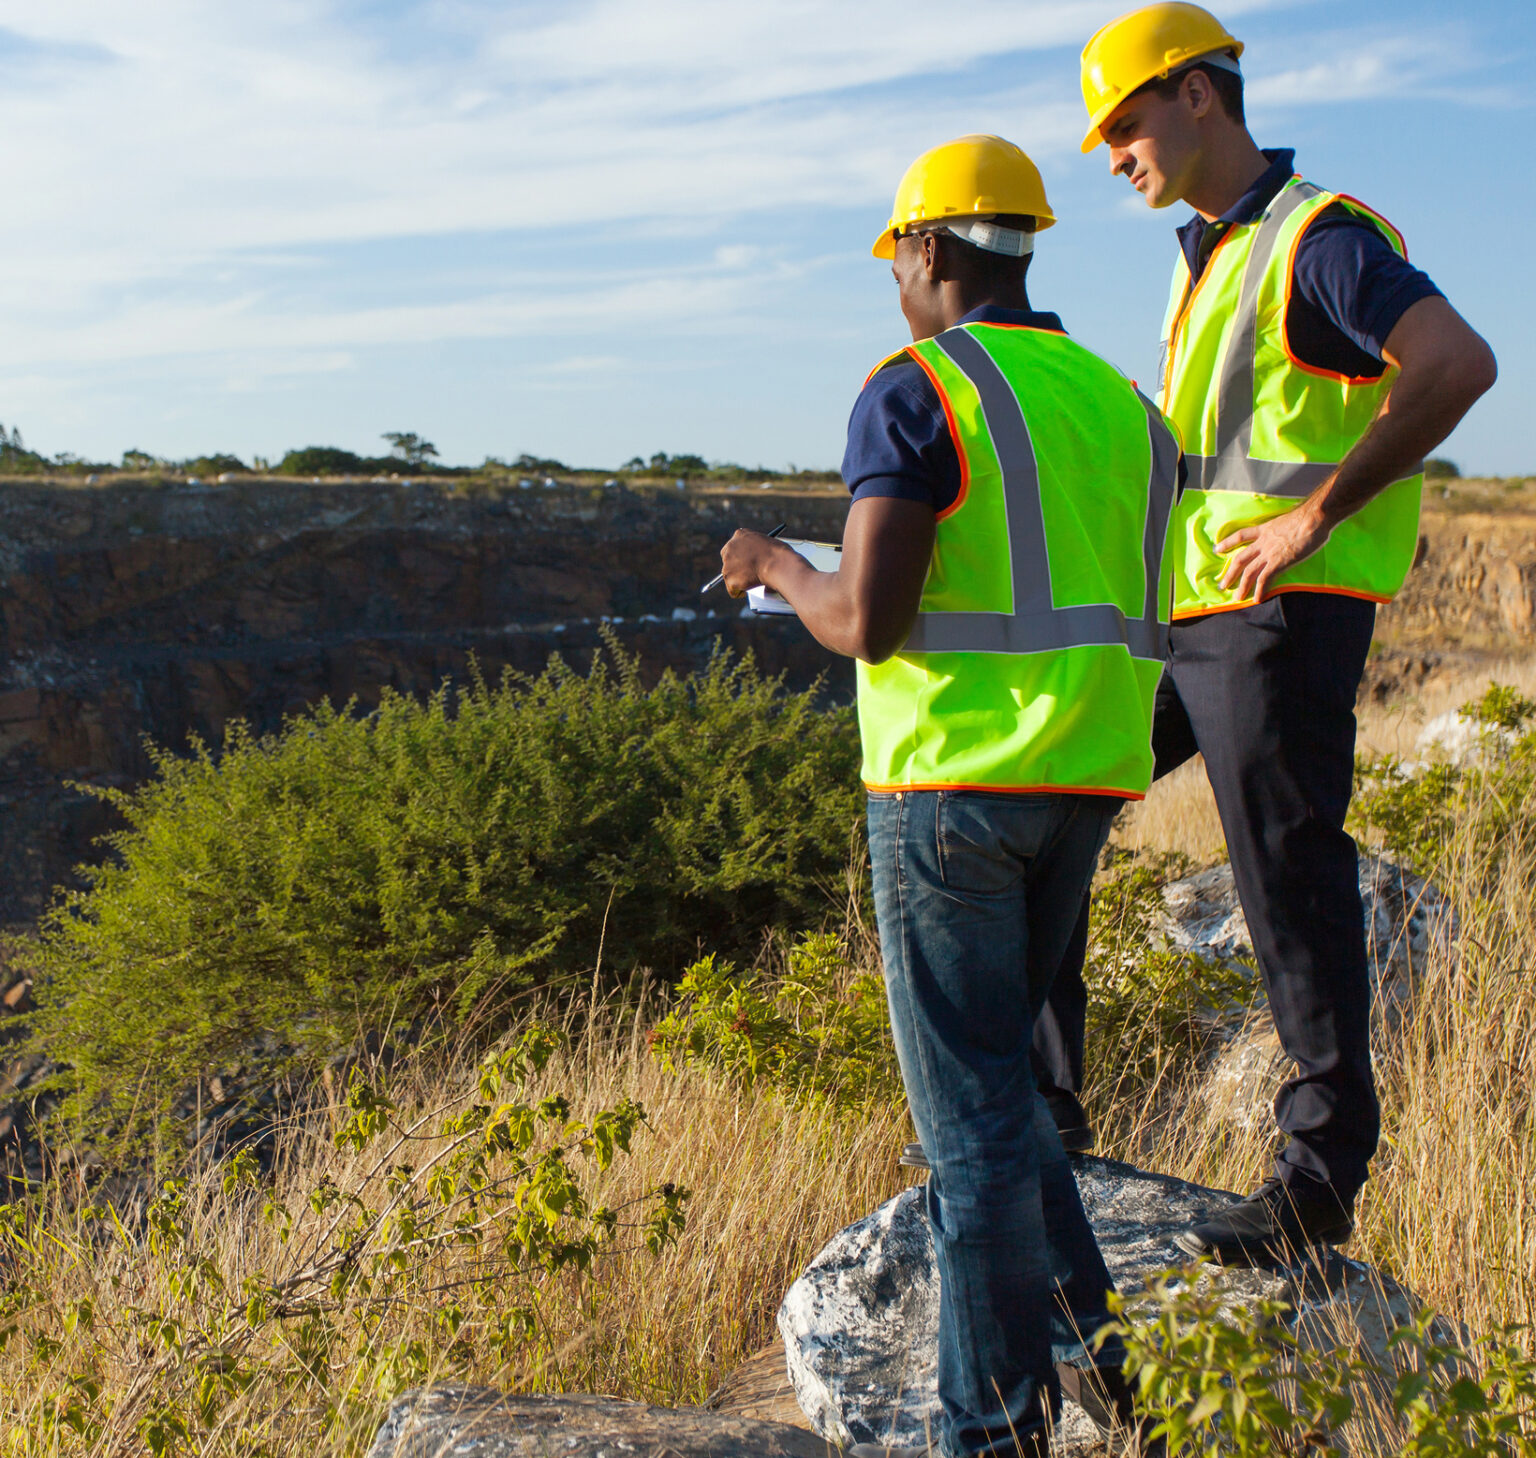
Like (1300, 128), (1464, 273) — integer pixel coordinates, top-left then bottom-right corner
(718, 499), (936, 664)
(1312, 347), (1495, 531)
(757, 546), (875, 659)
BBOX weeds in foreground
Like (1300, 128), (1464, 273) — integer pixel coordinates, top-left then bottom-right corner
(0, 1001), (909, 1453)
(1106, 1271), (1536, 1456)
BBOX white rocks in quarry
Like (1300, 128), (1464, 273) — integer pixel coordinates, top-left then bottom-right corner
(1414, 709), (1519, 766)
(780, 1159), (1431, 1454)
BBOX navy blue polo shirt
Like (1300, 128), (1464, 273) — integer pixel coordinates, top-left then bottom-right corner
(842, 305), (1063, 514)
(1178, 148), (1441, 378)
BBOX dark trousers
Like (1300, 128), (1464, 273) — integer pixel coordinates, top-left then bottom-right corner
(1031, 592), (1380, 1200)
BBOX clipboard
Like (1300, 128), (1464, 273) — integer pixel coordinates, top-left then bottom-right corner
(747, 539), (842, 615)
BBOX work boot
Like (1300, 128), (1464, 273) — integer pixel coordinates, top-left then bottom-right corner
(898, 1093), (1094, 1171)
(1173, 1176), (1353, 1266)
(1057, 1362), (1165, 1456)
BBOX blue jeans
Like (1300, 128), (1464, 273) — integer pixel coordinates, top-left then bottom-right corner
(867, 789), (1122, 1457)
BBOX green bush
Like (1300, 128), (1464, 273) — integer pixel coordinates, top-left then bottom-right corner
(22, 644), (861, 1146)
(1352, 684), (1536, 879)
(648, 932), (901, 1113)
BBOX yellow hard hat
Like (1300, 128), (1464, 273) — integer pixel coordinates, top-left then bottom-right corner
(1079, 3), (1243, 153)
(872, 134), (1055, 260)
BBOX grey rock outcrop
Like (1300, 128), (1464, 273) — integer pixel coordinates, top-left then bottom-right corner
(779, 1158), (1428, 1453)
(1158, 852), (1451, 1000)
(366, 1387), (836, 1457)
(1160, 854), (1452, 1136)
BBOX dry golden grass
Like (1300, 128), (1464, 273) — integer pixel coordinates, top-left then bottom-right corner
(0, 1005), (911, 1452)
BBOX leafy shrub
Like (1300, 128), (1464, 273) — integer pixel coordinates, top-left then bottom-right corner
(0, 1025), (689, 1453)
(648, 851), (1249, 1119)
(648, 932), (900, 1112)
(1105, 1268), (1536, 1456)
(22, 644), (861, 1146)
(276, 445), (366, 475)
(1424, 457), (1460, 481)
(1353, 684), (1536, 878)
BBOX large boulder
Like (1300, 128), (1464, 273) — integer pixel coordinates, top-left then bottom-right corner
(779, 1158), (1429, 1453)
(365, 1388), (834, 1457)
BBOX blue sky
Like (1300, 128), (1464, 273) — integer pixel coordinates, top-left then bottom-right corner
(0, 0), (1528, 475)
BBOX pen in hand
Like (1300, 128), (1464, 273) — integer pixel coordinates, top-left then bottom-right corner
(700, 522), (787, 595)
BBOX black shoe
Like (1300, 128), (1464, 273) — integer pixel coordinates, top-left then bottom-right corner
(1056, 1362), (1165, 1456)
(1173, 1176), (1354, 1266)
(898, 1097), (1095, 1171)
(1043, 1090), (1095, 1154)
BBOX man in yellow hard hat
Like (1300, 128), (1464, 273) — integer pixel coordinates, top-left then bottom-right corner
(720, 134), (1177, 1458)
(1055, 1), (1498, 1266)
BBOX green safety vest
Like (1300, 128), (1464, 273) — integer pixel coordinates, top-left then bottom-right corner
(1158, 174), (1423, 619)
(856, 322), (1179, 799)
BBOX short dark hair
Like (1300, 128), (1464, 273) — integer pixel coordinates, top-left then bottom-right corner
(1134, 54), (1244, 124)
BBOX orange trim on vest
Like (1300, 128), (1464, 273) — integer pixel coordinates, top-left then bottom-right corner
(863, 346), (914, 388)
(1164, 205), (1253, 395)
(1333, 192), (1408, 260)
(1279, 192), (1393, 386)
(966, 322), (1069, 336)
(903, 345), (972, 523)
(1171, 580), (1391, 620)
(862, 779), (1145, 800)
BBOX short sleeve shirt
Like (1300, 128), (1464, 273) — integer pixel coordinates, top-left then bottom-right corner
(841, 305), (1065, 515)
(1176, 148), (1441, 378)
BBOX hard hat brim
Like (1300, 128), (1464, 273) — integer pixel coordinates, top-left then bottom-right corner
(872, 228), (898, 260)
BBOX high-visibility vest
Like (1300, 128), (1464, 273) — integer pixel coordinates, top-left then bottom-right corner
(1158, 175), (1423, 619)
(856, 322), (1180, 799)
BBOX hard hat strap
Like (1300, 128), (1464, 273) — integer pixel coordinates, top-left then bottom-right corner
(1176, 48), (1242, 79)
(914, 216), (1035, 257)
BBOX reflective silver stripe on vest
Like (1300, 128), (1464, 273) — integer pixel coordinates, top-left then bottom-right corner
(899, 325), (1177, 661)
(1185, 453), (1335, 498)
(1197, 180), (1423, 498)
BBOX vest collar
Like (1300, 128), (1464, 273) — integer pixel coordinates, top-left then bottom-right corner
(956, 304), (1067, 334)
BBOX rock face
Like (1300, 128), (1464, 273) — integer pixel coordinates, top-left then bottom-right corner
(365, 1387), (835, 1457)
(0, 479), (851, 923)
(779, 1159), (1429, 1453)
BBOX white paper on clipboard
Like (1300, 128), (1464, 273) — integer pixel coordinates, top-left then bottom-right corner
(747, 539), (842, 615)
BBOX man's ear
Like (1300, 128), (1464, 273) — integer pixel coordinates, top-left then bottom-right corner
(1182, 68), (1215, 122)
(921, 230), (946, 282)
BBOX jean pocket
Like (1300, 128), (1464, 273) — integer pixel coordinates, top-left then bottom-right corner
(937, 792), (1024, 894)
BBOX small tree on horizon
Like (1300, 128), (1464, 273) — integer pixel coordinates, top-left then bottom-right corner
(382, 431), (440, 467)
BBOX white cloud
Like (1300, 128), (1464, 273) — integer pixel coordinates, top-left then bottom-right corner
(0, 0), (1504, 451)
(1246, 27), (1485, 109)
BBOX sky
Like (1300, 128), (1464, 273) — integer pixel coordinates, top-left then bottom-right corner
(0, 0), (1528, 476)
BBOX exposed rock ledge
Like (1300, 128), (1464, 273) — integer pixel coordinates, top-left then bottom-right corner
(365, 1387), (835, 1457)
(779, 1158), (1431, 1454)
